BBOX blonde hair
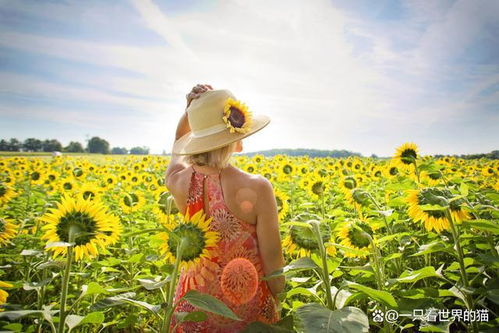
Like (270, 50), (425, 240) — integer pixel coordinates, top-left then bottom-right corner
(187, 141), (238, 169)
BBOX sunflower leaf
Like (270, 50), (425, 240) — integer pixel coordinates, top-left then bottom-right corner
(45, 241), (75, 248)
(295, 303), (369, 333)
(181, 290), (241, 321)
(343, 281), (398, 309)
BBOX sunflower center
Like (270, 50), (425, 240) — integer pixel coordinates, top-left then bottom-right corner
(347, 222), (373, 249)
(30, 172), (41, 181)
(343, 176), (357, 189)
(275, 196), (283, 213)
(311, 181), (324, 195)
(389, 167), (398, 176)
(400, 149), (417, 164)
(83, 191), (95, 200)
(283, 165), (293, 174)
(73, 168), (83, 177)
(56, 211), (98, 245)
(168, 223), (206, 262)
(228, 107), (245, 128)
(0, 184), (6, 197)
(428, 172), (441, 180)
(63, 182), (73, 190)
(290, 223), (330, 250)
(0, 218), (6, 233)
(123, 193), (139, 207)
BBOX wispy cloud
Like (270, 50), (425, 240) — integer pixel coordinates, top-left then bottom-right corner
(0, 0), (497, 155)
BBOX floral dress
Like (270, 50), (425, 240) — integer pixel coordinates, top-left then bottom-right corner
(170, 166), (280, 332)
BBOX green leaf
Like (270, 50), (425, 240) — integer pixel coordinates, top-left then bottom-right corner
(65, 315), (84, 331)
(81, 312), (105, 325)
(389, 266), (442, 284)
(263, 257), (319, 280)
(410, 241), (452, 257)
(0, 310), (45, 320)
(20, 249), (42, 256)
(181, 290), (241, 321)
(459, 183), (469, 197)
(486, 289), (499, 305)
(82, 282), (108, 297)
(344, 281), (398, 309)
(462, 219), (499, 235)
(45, 241), (74, 248)
(295, 303), (369, 333)
(122, 298), (161, 317)
(138, 278), (169, 290)
(90, 292), (137, 310)
(175, 311), (208, 323)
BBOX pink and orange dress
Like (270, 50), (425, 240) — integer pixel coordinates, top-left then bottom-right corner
(170, 166), (280, 332)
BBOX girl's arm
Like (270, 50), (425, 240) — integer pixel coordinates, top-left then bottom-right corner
(165, 84), (212, 187)
(255, 176), (286, 302)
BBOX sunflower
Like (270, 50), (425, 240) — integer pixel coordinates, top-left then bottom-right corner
(306, 178), (330, 200)
(282, 222), (336, 258)
(77, 182), (103, 202)
(59, 178), (80, 195)
(406, 187), (471, 233)
(274, 188), (290, 221)
(0, 217), (17, 247)
(393, 142), (419, 170)
(346, 188), (371, 213)
(40, 195), (122, 261)
(102, 173), (118, 189)
(0, 281), (13, 310)
(153, 191), (179, 227)
(338, 218), (376, 258)
(0, 182), (17, 206)
(158, 208), (219, 271)
(119, 190), (146, 214)
(420, 170), (444, 186)
(222, 97), (253, 134)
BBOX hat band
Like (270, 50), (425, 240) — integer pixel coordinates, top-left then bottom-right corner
(191, 123), (228, 138)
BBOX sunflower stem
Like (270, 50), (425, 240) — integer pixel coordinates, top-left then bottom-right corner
(163, 238), (186, 333)
(310, 221), (334, 310)
(412, 160), (421, 184)
(445, 209), (469, 288)
(57, 226), (76, 333)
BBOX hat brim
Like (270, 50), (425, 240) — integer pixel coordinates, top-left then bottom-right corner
(172, 114), (270, 155)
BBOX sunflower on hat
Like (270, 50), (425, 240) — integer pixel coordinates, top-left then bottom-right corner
(222, 97), (253, 134)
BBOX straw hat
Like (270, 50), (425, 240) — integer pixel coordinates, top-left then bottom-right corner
(172, 89), (270, 155)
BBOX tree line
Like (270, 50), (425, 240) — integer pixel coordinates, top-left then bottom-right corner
(0, 137), (150, 155)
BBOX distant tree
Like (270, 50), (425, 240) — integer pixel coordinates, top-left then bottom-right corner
(65, 141), (85, 153)
(111, 147), (128, 155)
(129, 146), (150, 155)
(0, 139), (9, 151)
(490, 150), (499, 160)
(42, 139), (63, 152)
(23, 138), (43, 152)
(87, 137), (110, 154)
(370, 153), (378, 159)
(7, 138), (21, 152)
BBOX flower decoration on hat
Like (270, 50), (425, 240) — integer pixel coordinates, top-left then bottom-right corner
(222, 97), (253, 134)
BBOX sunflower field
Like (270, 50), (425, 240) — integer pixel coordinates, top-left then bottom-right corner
(0, 143), (498, 333)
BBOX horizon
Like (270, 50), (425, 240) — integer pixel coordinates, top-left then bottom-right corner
(1, 0), (498, 157)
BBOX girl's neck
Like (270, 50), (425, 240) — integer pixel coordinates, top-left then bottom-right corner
(192, 163), (231, 175)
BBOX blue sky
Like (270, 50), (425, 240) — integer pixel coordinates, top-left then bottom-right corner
(0, 0), (498, 156)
